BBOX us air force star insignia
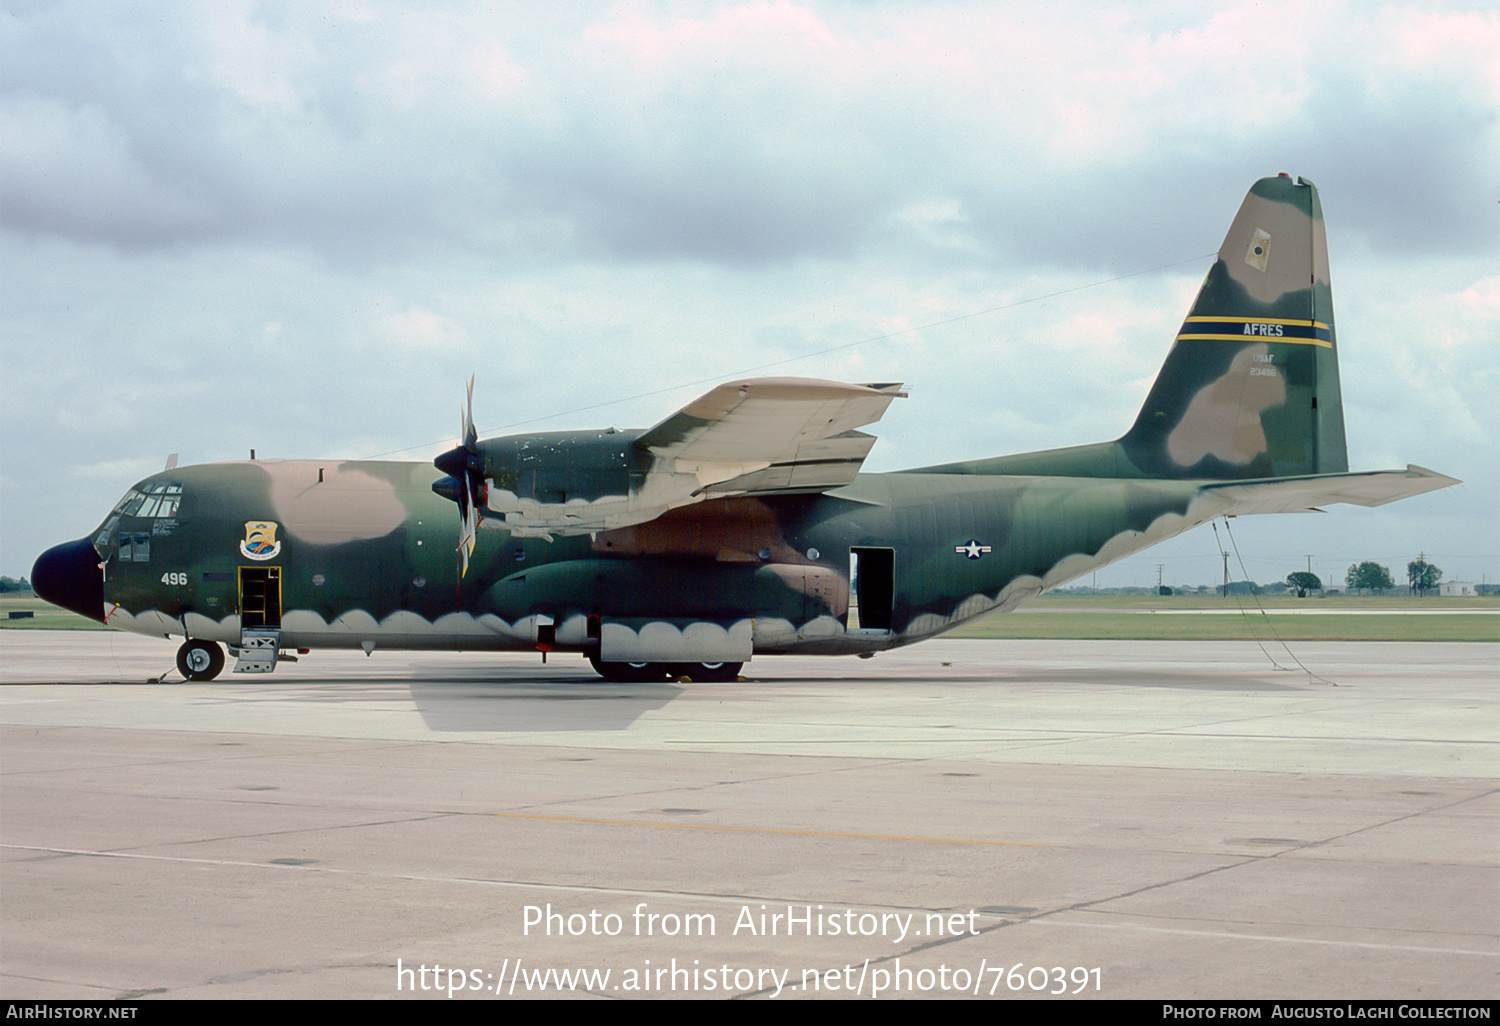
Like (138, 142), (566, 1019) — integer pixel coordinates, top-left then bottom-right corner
(956, 540), (991, 560)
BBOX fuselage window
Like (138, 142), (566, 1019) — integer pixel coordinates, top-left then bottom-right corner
(117, 533), (150, 562)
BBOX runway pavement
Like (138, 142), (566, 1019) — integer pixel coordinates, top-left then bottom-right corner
(1, 631), (1495, 1000)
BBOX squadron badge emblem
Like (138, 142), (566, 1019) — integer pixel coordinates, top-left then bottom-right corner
(240, 521), (281, 561)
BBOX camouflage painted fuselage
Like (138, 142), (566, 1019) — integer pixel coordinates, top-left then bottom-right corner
(95, 458), (1214, 658)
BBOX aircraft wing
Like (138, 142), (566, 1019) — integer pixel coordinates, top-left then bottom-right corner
(1199, 465), (1460, 516)
(636, 377), (907, 496)
(482, 377), (905, 537)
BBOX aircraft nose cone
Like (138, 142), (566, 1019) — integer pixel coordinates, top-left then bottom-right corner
(31, 538), (106, 624)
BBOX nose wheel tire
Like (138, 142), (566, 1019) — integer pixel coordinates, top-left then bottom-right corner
(177, 639), (225, 681)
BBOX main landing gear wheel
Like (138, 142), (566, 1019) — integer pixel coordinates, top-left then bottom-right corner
(587, 654), (669, 683)
(586, 655), (745, 683)
(176, 639), (225, 681)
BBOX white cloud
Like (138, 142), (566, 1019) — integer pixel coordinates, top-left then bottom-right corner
(0, 92), (210, 243)
(374, 305), (471, 354)
(2, 0), (1496, 582)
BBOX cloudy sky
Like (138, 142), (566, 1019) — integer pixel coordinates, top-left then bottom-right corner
(3, 0), (1496, 591)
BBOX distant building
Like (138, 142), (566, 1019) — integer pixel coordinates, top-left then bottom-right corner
(1439, 581), (1477, 597)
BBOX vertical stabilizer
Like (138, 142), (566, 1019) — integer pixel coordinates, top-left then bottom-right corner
(1120, 174), (1348, 479)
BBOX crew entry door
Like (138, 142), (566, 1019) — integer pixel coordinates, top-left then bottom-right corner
(238, 566), (281, 630)
(848, 547), (893, 632)
(235, 566), (282, 674)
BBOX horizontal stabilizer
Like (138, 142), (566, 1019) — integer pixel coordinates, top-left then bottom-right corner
(1202, 465), (1460, 516)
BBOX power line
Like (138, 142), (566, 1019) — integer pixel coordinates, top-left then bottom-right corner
(361, 251), (1217, 460)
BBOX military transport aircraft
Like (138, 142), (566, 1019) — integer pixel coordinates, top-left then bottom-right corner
(32, 175), (1458, 683)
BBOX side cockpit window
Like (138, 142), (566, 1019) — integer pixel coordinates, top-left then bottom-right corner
(95, 513), (123, 551)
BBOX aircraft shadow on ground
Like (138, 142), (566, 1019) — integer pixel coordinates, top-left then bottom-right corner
(404, 677), (684, 732)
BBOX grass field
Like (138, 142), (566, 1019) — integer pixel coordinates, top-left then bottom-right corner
(6, 590), (1495, 641)
(1, 593), (108, 631)
(949, 611), (1496, 642)
(984, 593), (1499, 612)
(954, 593), (1498, 642)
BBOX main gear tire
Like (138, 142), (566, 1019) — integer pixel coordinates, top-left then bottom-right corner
(587, 654), (669, 683)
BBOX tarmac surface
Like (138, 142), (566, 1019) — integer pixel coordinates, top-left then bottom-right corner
(1, 630), (1495, 1000)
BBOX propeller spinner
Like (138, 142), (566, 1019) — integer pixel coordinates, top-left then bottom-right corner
(432, 376), (486, 576)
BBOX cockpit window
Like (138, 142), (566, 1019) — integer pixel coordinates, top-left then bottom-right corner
(94, 515), (121, 551)
(107, 483), (182, 519)
(136, 482), (182, 518)
(95, 483), (182, 551)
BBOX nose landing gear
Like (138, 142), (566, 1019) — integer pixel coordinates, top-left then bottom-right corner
(176, 639), (225, 681)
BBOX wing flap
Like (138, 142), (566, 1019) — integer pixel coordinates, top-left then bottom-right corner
(694, 430), (880, 496)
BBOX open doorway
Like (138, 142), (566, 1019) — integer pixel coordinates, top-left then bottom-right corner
(848, 547), (893, 631)
(238, 566), (282, 630)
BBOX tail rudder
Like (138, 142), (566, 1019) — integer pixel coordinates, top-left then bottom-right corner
(1120, 174), (1348, 480)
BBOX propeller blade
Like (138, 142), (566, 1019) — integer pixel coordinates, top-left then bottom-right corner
(459, 496), (478, 577)
(463, 374), (477, 450)
(432, 375), (485, 578)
